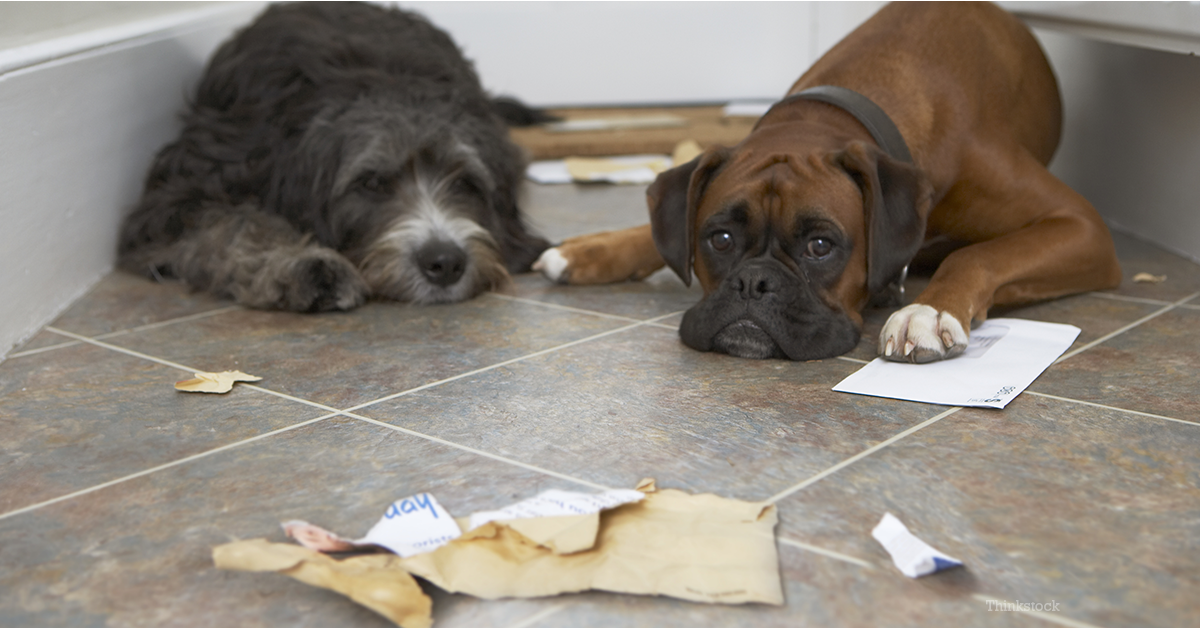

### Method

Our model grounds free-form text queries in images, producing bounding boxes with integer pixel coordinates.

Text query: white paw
[532,247,569,283]
[879,304,969,363]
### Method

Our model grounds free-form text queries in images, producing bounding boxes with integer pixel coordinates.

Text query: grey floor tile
[359,324,949,501]
[0,417,598,628]
[500,268,701,322]
[522,183,652,243]
[525,543,1028,628]
[0,343,326,515]
[1104,231,1200,302]
[104,297,630,410]
[1030,306,1200,419]
[773,394,1200,628]
[44,272,233,338]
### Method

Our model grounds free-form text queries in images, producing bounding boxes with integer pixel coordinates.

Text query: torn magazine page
[872,512,962,578]
[832,318,1080,408]
[285,492,461,558]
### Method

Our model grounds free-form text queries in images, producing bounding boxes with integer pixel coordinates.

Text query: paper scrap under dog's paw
[833,318,1079,408]
[213,538,432,628]
[871,512,962,578]
[174,370,261,393]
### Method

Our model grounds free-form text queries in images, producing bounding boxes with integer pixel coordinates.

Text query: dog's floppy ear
[836,141,932,300]
[647,146,730,286]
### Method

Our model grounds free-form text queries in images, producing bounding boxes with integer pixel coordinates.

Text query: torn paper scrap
[213,538,432,628]
[723,100,774,118]
[527,155,671,185]
[468,488,643,530]
[399,483,783,605]
[1132,272,1166,284]
[544,114,687,133]
[285,493,461,558]
[871,512,962,578]
[833,318,1080,409]
[672,139,703,165]
[174,370,261,393]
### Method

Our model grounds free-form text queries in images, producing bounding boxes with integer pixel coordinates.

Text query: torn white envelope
[832,318,1080,409]
[468,488,644,531]
[872,512,962,578]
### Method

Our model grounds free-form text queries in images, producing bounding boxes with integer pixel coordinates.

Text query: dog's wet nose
[416,241,467,286]
[733,266,778,300]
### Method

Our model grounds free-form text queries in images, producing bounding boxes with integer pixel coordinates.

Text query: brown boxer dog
[534,2,1121,362]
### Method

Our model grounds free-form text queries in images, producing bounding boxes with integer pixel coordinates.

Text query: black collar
[759,85,913,164]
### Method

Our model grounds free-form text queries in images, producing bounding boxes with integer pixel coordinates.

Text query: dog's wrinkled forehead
[309,99,495,198]
[698,152,863,241]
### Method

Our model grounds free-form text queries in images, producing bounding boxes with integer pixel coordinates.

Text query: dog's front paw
[278,251,369,312]
[532,247,571,283]
[879,304,968,363]
[532,227,664,285]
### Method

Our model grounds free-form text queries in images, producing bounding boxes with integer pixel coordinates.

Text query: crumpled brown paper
[175,370,261,393]
[1132,272,1167,284]
[212,538,432,628]
[399,479,782,605]
[213,479,781,627]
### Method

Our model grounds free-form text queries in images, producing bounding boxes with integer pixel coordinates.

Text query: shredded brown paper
[213,538,433,628]
[175,370,261,393]
[1132,272,1167,284]
[212,480,782,626]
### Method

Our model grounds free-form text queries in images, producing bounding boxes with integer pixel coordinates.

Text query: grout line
[777,536,876,570]
[342,312,682,414]
[837,355,870,365]
[503,602,572,628]
[644,321,679,330]
[46,327,207,373]
[767,407,962,505]
[6,340,84,359]
[485,291,643,323]
[1024,391,1198,427]
[1087,291,1172,306]
[342,411,610,490]
[0,413,337,522]
[1054,291,1199,364]
[8,305,242,360]
[971,594,1107,628]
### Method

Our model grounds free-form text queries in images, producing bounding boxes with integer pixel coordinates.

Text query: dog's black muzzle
[679,258,861,360]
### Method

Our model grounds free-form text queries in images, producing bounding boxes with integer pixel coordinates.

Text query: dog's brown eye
[710,231,734,252]
[807,238,833,258]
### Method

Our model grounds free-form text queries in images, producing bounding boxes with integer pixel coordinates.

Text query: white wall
[0,3,265,360]
[1008,2,1200,264]
[396,1,883,106]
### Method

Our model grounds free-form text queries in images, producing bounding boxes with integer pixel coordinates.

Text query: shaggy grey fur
[118,2,549,311]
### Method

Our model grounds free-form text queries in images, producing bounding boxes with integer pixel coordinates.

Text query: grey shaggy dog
[118,2,551,311]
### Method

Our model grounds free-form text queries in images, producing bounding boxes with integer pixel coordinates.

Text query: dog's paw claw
[533,247,570,284]
[879,304,968,363]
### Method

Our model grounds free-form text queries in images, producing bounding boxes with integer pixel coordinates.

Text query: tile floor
[2,182,1198,628]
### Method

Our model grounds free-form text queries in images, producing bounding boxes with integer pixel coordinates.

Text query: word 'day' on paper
[468,489,645,531]
[871,512,962,578]
[361,493,461,558]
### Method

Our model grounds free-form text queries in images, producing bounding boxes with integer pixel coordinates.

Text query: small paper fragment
[1132,272,1166,284]
[871,512,962,578]
[468,488,644,531]
[213,538,432,628]
[175,370,261,393]
[671,139,703,165]
[362,493,462,557]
